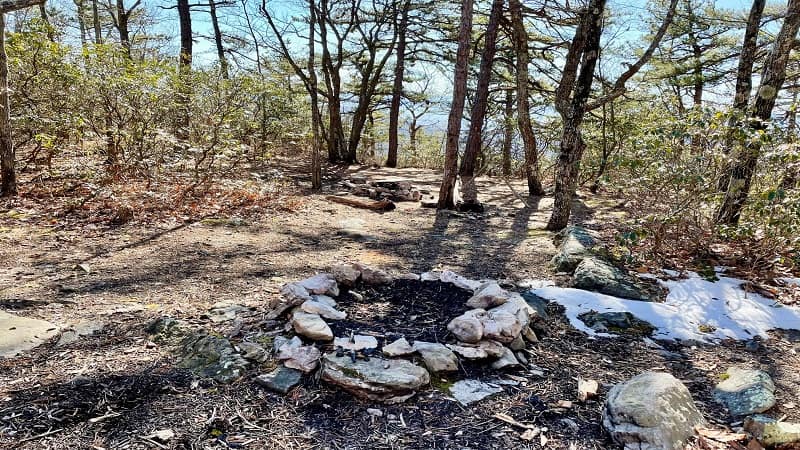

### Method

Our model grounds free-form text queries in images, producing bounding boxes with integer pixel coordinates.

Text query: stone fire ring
[265,263,539,404]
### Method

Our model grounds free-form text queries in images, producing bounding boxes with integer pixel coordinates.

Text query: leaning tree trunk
[209,0,229,79]
[716,0,800,225]
[546,0,606,230]
[386,0,409,168]
[458,0,503,208]
[0,14,15,196]
[510,0,544,196]
[437,0,473,209]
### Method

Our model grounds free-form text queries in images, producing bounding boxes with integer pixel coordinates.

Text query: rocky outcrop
[603,372,706,450]
[573,257,660,301]
[320,353,430,403]
[714,367,776,417]
[178,333,250,383]
[551,226,597,273]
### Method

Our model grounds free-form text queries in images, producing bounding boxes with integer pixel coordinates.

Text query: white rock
[446,343,489,359]
[291,311,333,341]
[331,263,361,287]
[450,379,503,405]
[314,295,337,307]
[447,309,485,343]
[420,271,442,282]
[268,283,313,318]
[299,273,340,296]
[301,300,347,320]
[412,341,458,372]
[282,345,322,373]
[478,340,507,358]
[383,337,414,356]
[356,264,393,284]
[481,310,521,344]
[467,282,511,309]
[395,272,421,280]
[276,336,303,359]
[334,335,379,351]
[440,270,483,291]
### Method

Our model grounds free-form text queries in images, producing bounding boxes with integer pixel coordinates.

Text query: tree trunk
[0,14,15,196]
[501,89,513,176]
[510,0,544,196]
[546,0,606,230]
[717,0,800,225]
[91,0,100,44]
[386,0,409,168]
[308,0,321,189]
[209,0,229,79]
[76,0,87,47]
[116,0,131,55]
[458,0,503,208]
[38,1,55,41]
[176,0,192,141]
[437,0,473,209]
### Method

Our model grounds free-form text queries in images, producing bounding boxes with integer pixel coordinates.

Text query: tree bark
[717,0,800,225]
[510,0,543,196]
[91,0,100,44]
[176,0,192,141]
[208,0,229,79]
[437,0,473,209]
[75,0,87,46]
[386,0,410,168]
[116,0,131,55]
[458,0,503,208]
[308,0,321,189]
[38,1,55,41]
[546,0,606,230]
[501,89,513,177]
[0,14,14,196]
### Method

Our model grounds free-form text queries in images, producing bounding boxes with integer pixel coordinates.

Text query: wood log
[326,195,396,211]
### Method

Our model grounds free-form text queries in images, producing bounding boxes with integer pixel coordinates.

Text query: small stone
[314,295,337,307]
[446,343,488,359]
[320,353,430,403]
[440,271,483,291]
[714,367,776,416]
[477,340,507,358]
[412,341,458,372]
[491,347,520,370]
[207,302,249,323]
[420,271,441,282]
[383,337,414,356]
[466,282,511,309]
[447,310,485,343]
[744,415,800,447]
[522,326,538,343]
[356,264,393,284]
[366,408,384,417]
[291,311,334,341]
[299,273,340,296]
[255,366,303,394]
[449,379,503,405]
[146,429,176,442]
[301,300,347,320]
[395,273,420,280]
[283,345,321,373]
[268,283,312,318]
[275,336,303,358]
[516,351,528,365]
[331,263,361,287]
[510,335,526,351]
[334,335,379,352]
[237,342,268,363]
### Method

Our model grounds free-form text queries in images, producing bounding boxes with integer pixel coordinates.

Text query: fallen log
[326,195,396,211]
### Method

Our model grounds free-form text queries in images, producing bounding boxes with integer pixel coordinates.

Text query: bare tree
[106,0,142,56]
[208,0,229,79]
[386,0,410,168]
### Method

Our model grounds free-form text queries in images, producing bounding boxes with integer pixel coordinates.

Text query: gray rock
[412,341,458,372]
[478,340,507,358]
[480,310,522,344]
[466,282,511,309]
[488,294,534,331]
[603,372,706,450]
[331,263,361,287]
[714,367,776,416]
[449,379,503,405]
[320,353,430,403]
[521,291,550,320]
[383,337,414,356]
[446,343,488,359]
[275,335,302,356]
[237,341,268,363]
[744,415,800,447]
[57,321,104,347]
[509,335,526,351]
[208,302,249,323]
[551,226,597,273]
[0,310,59,357]
[178,334,249,383]
[573,257,660,301]
[146,316,193,345]
[579,311,655,336]
[439,271,483,291]
[491,347,520,370]
[334,335,379,351]
[268,283,312,319]
[447,310,485,343]
[282,345,321,373]
[255,366,303,394]
[356,264,393,285]
[300,300,347,320]
[314,295,337,308]
[299,274,340,296]
[291,311,333,341]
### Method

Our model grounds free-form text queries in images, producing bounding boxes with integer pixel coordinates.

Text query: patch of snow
[533,272,800,343]
[662,269,680,277]
[778,277,800,288]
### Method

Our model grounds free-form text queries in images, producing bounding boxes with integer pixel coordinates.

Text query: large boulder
[603,372,706,450]
[573,257,660,301]
[714,367,776,417]
[551,226,597,273]
[320,353,430,403]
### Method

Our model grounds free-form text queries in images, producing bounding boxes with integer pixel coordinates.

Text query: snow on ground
[532,272,800,343]
[779,277,800,287]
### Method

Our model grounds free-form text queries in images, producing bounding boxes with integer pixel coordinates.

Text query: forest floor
[1,158,799,449]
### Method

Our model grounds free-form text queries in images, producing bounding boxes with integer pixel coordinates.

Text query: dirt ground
[1,163,799,449]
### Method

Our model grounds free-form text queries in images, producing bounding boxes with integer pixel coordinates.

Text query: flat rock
[356,264,393,285]
[439,271,483,291]
[396,273,420,280]
[275,335,302,357]
[491,347,520,369]
[573,257,660,302]
[449,379,503,405]
[744,415,800,447]
[56,321,104,347]
[334,335,379,351]
[321,353,430,403]
[383,337,414,356]
[579,311,655,336]
[412,341,458,372]
[301,300,347,320]
[466,282,511,309]
[299,274,340,296]
[178,333,249,383]
[313,295,337,308]
[268,283,313,319]
[237,342,268,363]
[551,226,597,273]
[714,367,776,416]
[255,366,303,394]
[291,311,333,341]
[478,340,507,358]
[447,309,485,343]
[331,263,361,287]
[146,316,193,345]
[446,343,488,359]
[0,311,59,357]
[282,345,321,372]
[603,371,706,450]
[207,302,249,323]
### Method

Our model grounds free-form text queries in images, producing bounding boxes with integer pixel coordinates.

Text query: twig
[18,428,63,443]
